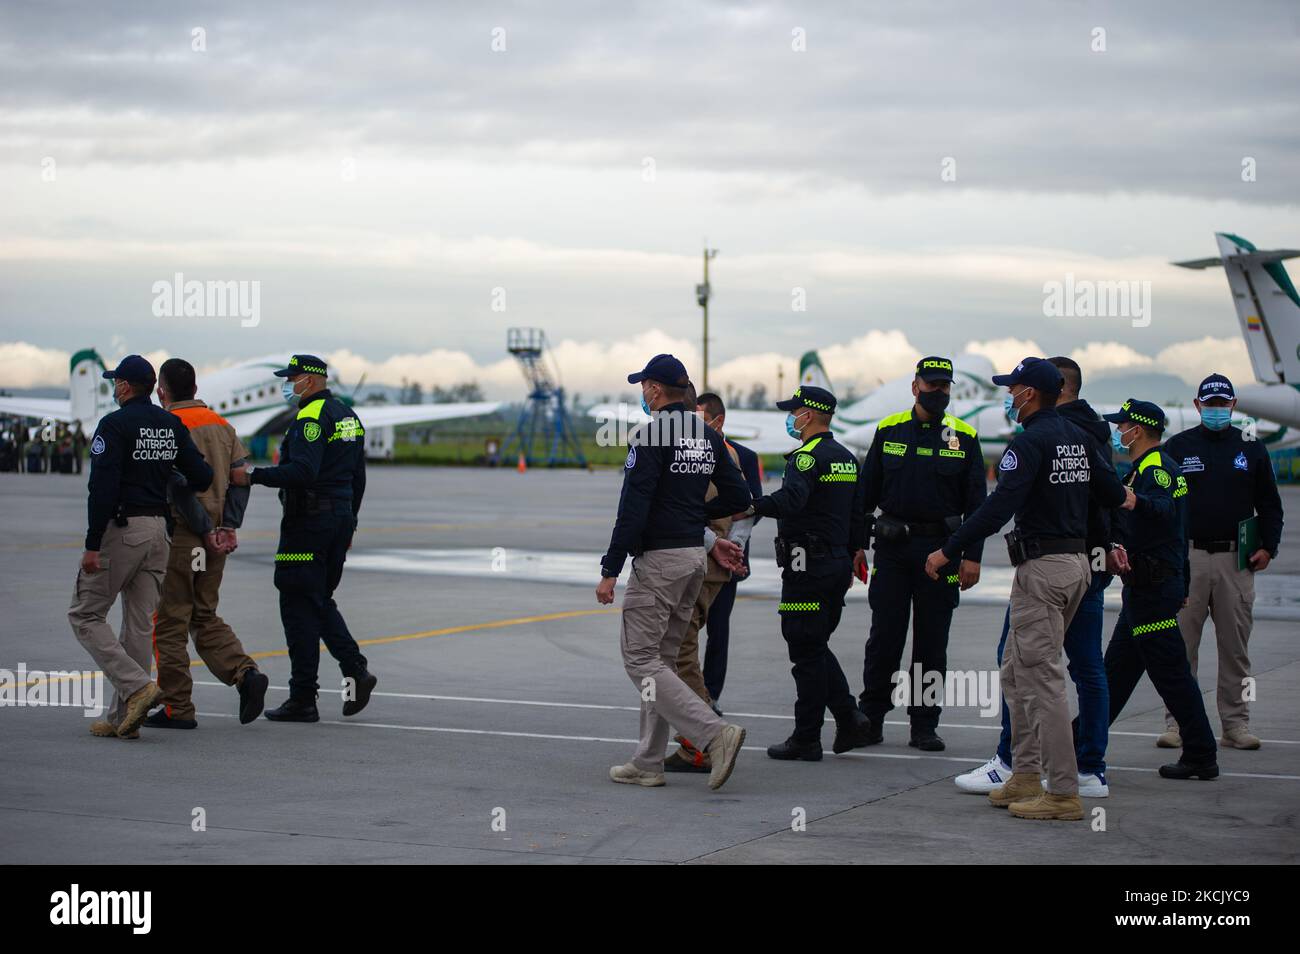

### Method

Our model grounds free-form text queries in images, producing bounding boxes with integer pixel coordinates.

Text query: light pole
[696,246,718,390]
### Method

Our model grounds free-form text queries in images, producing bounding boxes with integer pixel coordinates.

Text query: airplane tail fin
[1174,233,1300,385]
[798,350,833,391]
[69,348,110,427]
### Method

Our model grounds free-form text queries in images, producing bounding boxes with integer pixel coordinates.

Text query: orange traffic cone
[517,452,527,473]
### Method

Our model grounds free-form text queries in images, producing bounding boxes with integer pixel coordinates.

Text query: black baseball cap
[273,354,328,377]
[776,385,837,413]
[1103,398,1167,432]
[627,353,689,387]
[916,356,955,383]
[1197,373,1235,403]
[991,356,1064,394]
[101,354,156,384]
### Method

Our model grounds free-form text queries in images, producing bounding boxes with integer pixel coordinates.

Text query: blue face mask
[282,379,300,407]
[785,412,802,439]
[1111,426,1133,455]
[640,395,652,416]
[1200,407,1232,431]
[1004,388,1027,422]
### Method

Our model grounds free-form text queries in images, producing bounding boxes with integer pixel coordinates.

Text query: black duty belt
[875,513,959,544]
[280,490,348,514]
[1005,532,1086,567]
[119,504,168,518]
[1192,539,1236,553]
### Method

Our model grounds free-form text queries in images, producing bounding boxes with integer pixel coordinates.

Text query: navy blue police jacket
[753,430,866,554]
[250,389,367,516]
[941,406,1125,563]
[85,395,213,550]
[1112,444,1190,595]
[1163,423,1283,557]
[601,403,752,577]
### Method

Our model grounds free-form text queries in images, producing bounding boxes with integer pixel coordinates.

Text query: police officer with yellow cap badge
[854,356,986,752]
[744,385,874,761]
[229,354,376,723]
[1100,399,1218,780]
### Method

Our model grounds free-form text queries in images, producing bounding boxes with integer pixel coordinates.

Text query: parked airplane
[0,350,501,459]
[587,350,1003,455]
[1174,232,1300,428]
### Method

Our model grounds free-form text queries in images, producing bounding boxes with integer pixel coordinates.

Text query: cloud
[964,338,1045,374]
[1156,335,1253,385]
[0,342,70,388]
[2,332,1260,403]
[1,1,1296,201]
[1068,341,1153,374]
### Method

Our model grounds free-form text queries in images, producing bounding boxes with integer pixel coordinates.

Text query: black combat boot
[767,735,823,761]
[265,696,320,723]
[832,710,877,754]
[1158,759,1219,780]
[342,670,378,716]
[238,669,269,725]
[909,726,945,752]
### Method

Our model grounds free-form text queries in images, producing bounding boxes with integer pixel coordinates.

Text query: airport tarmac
[2,466,1298,865]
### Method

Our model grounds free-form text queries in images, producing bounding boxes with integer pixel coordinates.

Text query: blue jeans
[997,572,1111,775]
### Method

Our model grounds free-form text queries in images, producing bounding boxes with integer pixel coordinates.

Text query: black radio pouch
[874,515,909,545]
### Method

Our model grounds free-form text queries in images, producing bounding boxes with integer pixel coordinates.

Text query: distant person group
[0,417,85,473]
[62,347,1282,821]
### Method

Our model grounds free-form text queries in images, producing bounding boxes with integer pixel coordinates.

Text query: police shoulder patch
[303,421,321,442]
[999,449,1018,471]
[91,435,105,455]
[625,446,637,469]
[795,452,816,472]
[1153,468,1171,488]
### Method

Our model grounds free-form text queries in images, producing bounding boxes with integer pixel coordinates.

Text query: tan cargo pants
[68,517,169,725]
[621,547,725,772]
[1002,553,1089,796]
[1171,548,1255,732]
[154,526,258,720]
[675,578,724,704]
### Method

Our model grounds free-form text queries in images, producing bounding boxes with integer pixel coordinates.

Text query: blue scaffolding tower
[501,327,588,468]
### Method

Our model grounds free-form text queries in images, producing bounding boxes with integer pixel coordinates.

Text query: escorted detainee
[1163,373,1283,751]
[596,354,750,791]
[146,358,269,730]
[854,356,985,752]
[229,354,377,723]
[664,388,748,773]
[1100,399,1218,780]
[697,391,764,713]
[69,355,213,739]
[744,385,874,762]
[926,357,1126,820]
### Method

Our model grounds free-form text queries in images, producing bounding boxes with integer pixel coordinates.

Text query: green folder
[1237,516,1259,571]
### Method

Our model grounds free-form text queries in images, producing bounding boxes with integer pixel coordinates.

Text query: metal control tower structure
[502,327,588,468]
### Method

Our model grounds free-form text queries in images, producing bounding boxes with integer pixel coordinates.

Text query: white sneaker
[609,762,665,787]
[1042,772,1109,797]
[955,754,1014,793]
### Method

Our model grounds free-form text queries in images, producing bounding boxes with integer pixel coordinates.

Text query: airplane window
[220,402,227,410]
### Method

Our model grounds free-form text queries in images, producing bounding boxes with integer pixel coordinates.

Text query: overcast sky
[1,1,1298,401]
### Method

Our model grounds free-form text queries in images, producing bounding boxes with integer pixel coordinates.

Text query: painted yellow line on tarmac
[18,607,617,687]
